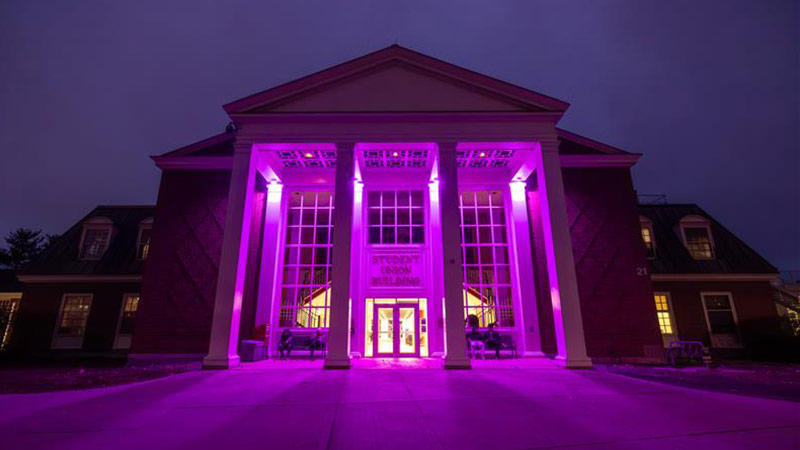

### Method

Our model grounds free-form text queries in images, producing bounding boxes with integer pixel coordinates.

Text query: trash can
[240,340,265,362]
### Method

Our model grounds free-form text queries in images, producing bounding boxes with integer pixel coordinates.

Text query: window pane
[382,227,395,244]
[397,226,410,244]
[367,191,381,207]
[369,227,381,244]
[410,190,424,207]
[705,295,730,309]
[708,311,737,334]
[381,190,395,207]
[397,190,409,207]
[411,226,424,244]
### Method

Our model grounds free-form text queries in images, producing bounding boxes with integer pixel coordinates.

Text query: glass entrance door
[372,303,420,357]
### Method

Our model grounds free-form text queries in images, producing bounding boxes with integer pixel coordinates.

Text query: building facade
[132,46,660,369]
[9,46,789,367]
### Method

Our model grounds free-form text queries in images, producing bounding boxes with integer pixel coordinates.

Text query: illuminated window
[654,293,675,335]
[0,296,20,350]
[136,218,153,260]
[460,190,514,327]
[279,191,334,328]
[367,189,425,245]
[57,295,92,337]
[118,294,140,335]
[78,217,112,260]
[639,217,656,258]
[680,216,714,260]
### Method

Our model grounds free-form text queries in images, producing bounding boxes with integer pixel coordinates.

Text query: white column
[534,140,592,368]
[324,143,355,369]
[203,144,258,369]
[438,143,471,369]
[255,182,284,351]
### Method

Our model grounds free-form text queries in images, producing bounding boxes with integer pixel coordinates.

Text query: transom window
[367,189,425,245]
[279,191,334,328]
[79,218,112,260]
[57,294,92,336]
[654,293,674,335]
[459,190,513,327]
[118,294,140,335]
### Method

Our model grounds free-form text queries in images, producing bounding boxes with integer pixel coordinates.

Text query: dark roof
[638,204,777,275]
[0,270,22,292]
[19,206,156,277]
[158,132,234,157]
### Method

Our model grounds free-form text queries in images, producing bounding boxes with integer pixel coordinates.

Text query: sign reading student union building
[368,251,425,289]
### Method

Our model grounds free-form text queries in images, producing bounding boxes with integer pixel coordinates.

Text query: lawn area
[0,358,201,394]
[603,362,800,402]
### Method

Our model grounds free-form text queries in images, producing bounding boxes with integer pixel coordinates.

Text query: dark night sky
[1,1,798,269]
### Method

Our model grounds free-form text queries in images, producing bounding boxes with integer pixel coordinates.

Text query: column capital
[335,142,357,153]
[233,141,255,154]
[539,139,560,154]
[437,141,459,152]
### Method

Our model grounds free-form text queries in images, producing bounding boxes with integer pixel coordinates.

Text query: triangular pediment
[224,46,569,114]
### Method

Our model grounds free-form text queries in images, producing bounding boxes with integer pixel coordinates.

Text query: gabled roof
[638,204,777,275]
[223,45,570,114]
[557,128,634,155]
[20,206,155,277]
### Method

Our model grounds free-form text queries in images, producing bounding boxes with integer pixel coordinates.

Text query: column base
[323,357,351,370]
[202,355,241,370]
[444,357,471,370]
[555,355,593,369]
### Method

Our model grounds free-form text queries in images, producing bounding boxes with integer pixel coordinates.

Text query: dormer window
[78,217,112,260]
[680,215,714,260]
[639,216,656,259]
[137,218,153,260]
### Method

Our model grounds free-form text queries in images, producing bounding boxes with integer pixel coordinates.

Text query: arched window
[679,215,714,260]
[137,218,154,260]
[639,216,656,259]
[78,217,113,260]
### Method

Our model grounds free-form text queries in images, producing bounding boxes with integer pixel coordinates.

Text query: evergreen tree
[0,228,55,270]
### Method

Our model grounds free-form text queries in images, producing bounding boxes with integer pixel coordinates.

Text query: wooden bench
[277,330,327,360]
[466,330,518,359]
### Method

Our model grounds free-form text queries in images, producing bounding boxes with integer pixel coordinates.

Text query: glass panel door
[397,305,419,357]
[372,303,420,357]
[374,305,395,357]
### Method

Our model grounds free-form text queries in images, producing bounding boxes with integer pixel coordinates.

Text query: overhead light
[304,152,314,158]
[479,152,486,157]
[392,151,399,157]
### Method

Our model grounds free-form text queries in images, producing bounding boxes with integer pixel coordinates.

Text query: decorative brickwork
[132,171,230,354]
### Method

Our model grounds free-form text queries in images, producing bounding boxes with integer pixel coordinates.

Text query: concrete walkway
[1,360,798,450]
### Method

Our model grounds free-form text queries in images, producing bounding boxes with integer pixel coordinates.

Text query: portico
[199,46,599,370]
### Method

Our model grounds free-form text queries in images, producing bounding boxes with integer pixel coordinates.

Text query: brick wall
[131,170,230,354]
[13,282,140,354]
[561,167,663,360]
[652,279,782,353]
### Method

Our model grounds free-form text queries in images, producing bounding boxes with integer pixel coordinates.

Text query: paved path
[1,360,798,449]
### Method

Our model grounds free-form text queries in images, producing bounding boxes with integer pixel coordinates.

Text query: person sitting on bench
[467,325,486,359]
[485,323,501,359]
[278,328,293,360]
[309,329,325,361]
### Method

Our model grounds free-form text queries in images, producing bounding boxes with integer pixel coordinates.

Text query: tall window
[79,218,112,260]
[639,217,656,258]
[680,216,714,260]
[118,294,140,335]
[57,295,92,337]
[137,219,153,260]
[460,190,514,327]
[653,293,675,335]
[279,191,334,328]
[702,293,738,334]
[367,189,425,245]
[0,297,20,350]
